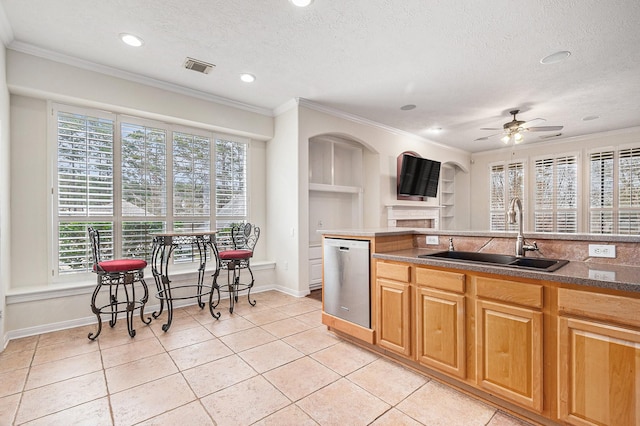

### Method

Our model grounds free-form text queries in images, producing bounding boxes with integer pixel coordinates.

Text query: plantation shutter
[618,147,640,234]
[589,150,614,233]
[534,155,578,233]
[57,111,115,273]
[215,138,248,241]
[121,122,167,259]
[490,164,505,230]
[489,162,524,231]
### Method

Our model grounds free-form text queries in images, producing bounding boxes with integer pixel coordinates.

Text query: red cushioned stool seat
[96,259,148,273]
[218,250,252,260]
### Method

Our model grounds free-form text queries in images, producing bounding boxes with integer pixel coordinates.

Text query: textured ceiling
[2,0,640,152]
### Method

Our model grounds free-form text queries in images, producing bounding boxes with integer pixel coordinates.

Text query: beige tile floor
[0,290,535,426]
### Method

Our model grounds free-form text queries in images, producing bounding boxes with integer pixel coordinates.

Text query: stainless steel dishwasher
[323,238,370,328]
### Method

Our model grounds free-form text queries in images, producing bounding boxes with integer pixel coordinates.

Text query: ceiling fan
[475,109,564,144]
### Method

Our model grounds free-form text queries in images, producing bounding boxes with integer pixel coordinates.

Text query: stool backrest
[231,223,260,252]
[87,226,102,266]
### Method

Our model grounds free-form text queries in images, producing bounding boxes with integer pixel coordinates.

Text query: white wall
[266,107,303,295]
[4,51,275,337]
[0,45,10,349]
[469,127,640,231]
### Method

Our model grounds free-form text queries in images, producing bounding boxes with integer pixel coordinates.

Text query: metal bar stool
[213,223,260,313]
[87,227,151,340]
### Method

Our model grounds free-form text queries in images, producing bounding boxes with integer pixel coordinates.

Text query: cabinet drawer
[376,262,411,282]
[558,288,640,328]
[475,276,542,309]
[416,267,465,293]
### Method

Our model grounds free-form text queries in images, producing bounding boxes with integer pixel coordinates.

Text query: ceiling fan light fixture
[514,132,524,142]
[501,135,511,144]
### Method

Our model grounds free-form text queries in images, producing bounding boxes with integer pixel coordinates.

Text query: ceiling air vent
[184,57,215,74]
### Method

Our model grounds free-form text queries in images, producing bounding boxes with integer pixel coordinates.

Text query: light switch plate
[588,244,616,258]
[426,236,439,245]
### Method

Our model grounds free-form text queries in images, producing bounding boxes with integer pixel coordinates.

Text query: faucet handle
[524,241,539,252]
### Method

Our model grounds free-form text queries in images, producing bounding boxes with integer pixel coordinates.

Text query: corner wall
[0,45,9,350]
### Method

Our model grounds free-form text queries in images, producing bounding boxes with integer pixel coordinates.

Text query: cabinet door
[415,287,465,378]
[476,299,543,412]
[558,317,639,426]
[376,279,411,357]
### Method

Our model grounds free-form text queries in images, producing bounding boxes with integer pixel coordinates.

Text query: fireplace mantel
[386,204,440,229]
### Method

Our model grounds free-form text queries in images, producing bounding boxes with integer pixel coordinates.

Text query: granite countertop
[320,228,640,243]
[374,248,640,294]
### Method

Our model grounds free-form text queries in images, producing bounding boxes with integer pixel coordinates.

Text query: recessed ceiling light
[120,33,144,47]
[240,73,256,83]
[290,0,314,6]
[582,115,600,121]
[540,50,571,64]
[400,104,416,111]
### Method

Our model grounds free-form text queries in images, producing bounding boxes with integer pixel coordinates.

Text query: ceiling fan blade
[480,127,501,131]
[523,118,546,126]
[475,132,502,141]
[526,125,564,132]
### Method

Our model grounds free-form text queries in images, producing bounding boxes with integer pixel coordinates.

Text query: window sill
[7,260,276,305]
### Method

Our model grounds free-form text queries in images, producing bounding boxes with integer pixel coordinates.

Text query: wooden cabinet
[365,258,640,426]
[475,276,544,412]
[414,267,466,378]
[557,288,640,426]
[375,261,411,357]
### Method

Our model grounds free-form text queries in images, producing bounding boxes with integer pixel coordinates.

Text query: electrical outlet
[588,244,616,258]
[588,269,616,281]
[426,236,439,245]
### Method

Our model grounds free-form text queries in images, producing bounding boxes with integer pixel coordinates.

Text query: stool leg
[208,271,221,320]
[228,262,236,314]
[123,273,136,338]
[88,277,104,341]
[246,262,256,307]
[109,275,119,328]
[139,277,152,325]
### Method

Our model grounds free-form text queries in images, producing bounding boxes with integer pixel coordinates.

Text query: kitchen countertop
[374,248,640,294]
[321,228,640,293]
[321,228,640,243]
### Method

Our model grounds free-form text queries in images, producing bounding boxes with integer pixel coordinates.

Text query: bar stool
[214,223,260,313]
[87,227,151,340]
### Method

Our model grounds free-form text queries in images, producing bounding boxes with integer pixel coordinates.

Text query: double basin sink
[418,250,569,272]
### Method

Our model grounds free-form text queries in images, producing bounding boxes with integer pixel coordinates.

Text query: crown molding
[8,41,273,117]
[272,98,299,116]
[296,98,470,155]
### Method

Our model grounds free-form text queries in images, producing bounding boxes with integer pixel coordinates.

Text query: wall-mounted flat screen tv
[398,154,441,198]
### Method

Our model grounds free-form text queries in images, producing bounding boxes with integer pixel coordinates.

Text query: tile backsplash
[414,234,640,267]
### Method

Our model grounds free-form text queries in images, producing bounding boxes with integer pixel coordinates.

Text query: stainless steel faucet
[507,197,539,257]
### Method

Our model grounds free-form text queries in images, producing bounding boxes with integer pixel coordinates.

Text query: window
[489,161,524,231]
[54,104,249,277]
[215,138,248,244]
[533,155,578,233]
[590,146,640,234]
